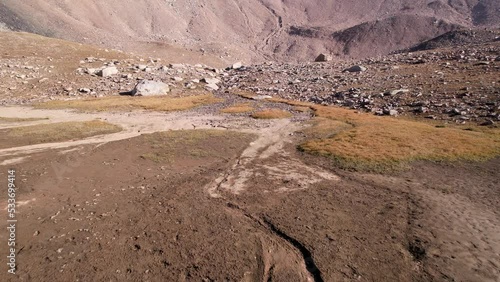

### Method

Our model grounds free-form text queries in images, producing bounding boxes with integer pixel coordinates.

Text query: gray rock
[85,68,99,75]
[169,63,185,69]
[315,53,332,62]
[0,22,11,31]
[382,108,398,116]
[343,65,367,72]
[480,119,495,126]
[252,95,273,100]
[416,106,428,113]
[388,109,398,116]
[232,62,243,69]
[132,80,170,96]
[386,89,410,96]
[98,66,119,77]
[204,84,219,91]
[450,108,461,115]
[202,78,221,85]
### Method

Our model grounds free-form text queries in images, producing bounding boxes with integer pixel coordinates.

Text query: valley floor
[0,105,498,282]
[0,30,499,282]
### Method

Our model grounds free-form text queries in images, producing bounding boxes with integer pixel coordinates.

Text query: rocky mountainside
[1,0,500,63]
[1,31,498,126]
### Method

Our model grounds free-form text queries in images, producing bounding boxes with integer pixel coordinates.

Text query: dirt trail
[203,116,338,281]
[207,119,338,197]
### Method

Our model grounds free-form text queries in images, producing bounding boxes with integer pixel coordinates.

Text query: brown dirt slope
[1,0,499,62]
[406,28,500,52]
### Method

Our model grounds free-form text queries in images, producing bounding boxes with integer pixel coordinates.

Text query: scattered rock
[85,68,99,75]
[231,62,243,69]
[315,53,332,62]
[415,106,428,113]
[251,95,273,100]
[202,78,220,85]
[204,84,220,91]
[132,80,170,96]
[98,66,119,77]
[480,119,495,126]
[388,109,398,116]
[343,65,367,72]
[386,89,410,96]
[79,88,91,93]
[169,63,185,69]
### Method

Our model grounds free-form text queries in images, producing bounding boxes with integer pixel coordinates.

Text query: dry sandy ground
[0,106,498,281]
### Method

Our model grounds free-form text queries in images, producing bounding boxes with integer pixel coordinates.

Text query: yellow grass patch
[220,103,254,114]
[36,93,222,112]
[252,109,292,119]
[297,105,500,171]
[0,120,122,149]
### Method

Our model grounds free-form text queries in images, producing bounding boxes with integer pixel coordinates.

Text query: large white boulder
[132,80,170,96]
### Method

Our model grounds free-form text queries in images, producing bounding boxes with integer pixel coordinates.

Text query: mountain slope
[1,0,499,62]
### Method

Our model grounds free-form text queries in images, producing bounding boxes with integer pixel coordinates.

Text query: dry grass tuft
[36,93,221,112]
[0,120,121,149]
[220,103,254,114]
[297,105,500,171]
[252,109,292,119]
[0,117,49,123]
